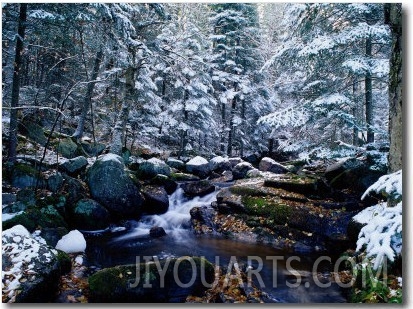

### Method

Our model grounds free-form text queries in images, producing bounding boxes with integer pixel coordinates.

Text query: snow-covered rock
[186,156,210,178]
[258,157,289,174]
[232,162,255,180]
[138,157,171,178]
[209,156,232,173]
[59,156,88,176]
[2,225,62,302]
[55,230,86,253]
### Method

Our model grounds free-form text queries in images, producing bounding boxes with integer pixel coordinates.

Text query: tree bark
[365,35,374,143]
[8,3,27,163]
[110,67,135,155]
[227,95,237,156]
[385,4,402,173]
[72,49,103,139]
[352,78,359,146]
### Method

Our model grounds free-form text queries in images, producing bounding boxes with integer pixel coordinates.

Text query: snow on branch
[361,170,402,201]
[355,202,402,270]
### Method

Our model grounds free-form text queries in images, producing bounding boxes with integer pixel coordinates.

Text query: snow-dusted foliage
[361,170,402,202]
[354,170,403,270]
[355,202,402,270]
[258,3,390,152]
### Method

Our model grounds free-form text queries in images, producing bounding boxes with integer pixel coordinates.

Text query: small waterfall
[113,187,218,241]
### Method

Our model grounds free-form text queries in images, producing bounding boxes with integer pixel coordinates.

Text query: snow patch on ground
[55,230,86,253]
[2,211,24,221]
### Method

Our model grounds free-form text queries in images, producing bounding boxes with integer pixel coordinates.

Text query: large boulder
[166,158,186,171]
[228,157,243,168]
[141,185,169,215]
[209,156,232,173]
[149,174,178,195]
[60,176,89,206]
[57,138,79,159]
[325,157,384,193]
[69,198,110,230]
[258,157,289,174]
[44,170,64,193]
[86,154,143,219]
[11,163,45,189]
[186,156,210,178]
[232,162,255,180]
[88,257,215,303]
[59,156,88,176]
[138,158,172,179]
[182,180,215,197]
[2,225,67,303]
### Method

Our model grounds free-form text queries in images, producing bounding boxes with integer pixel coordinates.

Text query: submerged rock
[149,226,167,238]
[88,257,215,303]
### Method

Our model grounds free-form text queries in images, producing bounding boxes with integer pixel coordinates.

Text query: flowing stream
[85,186,348,303]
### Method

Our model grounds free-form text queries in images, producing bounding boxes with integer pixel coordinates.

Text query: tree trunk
[72,49,103,139]
[385,4,402,173]
[365,35,374,143]
[110,67,135,155]
[8,3,27,163]
[227,96,237,157]
[220,102,226,153]
[352,78,359,146]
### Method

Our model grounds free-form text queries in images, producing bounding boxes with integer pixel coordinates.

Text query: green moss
[229,186,265,197]
[15,163,38,176]
[2,207,68,232]
[242,196,292,226]
[170,172,199,181]
[56,250,72,274]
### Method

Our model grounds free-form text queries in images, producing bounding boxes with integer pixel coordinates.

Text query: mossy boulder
[141,185,169,215]
[88,257,215,303]
[45,170,64,193]
[19,120,47,146]
[57,138,79,159]
[138,158,171,179]
[166,158,185,171]
[149,174,178,195]
[80,141,106,157]
[170,172,200,182]
[232,162,254,180]
[264,175,327,196]
[86,154,143,219]
[11,163,45,189]
[60,176,89,205]
[2,207,67,232]
[59,156,88,176]
[68,198,110,230]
